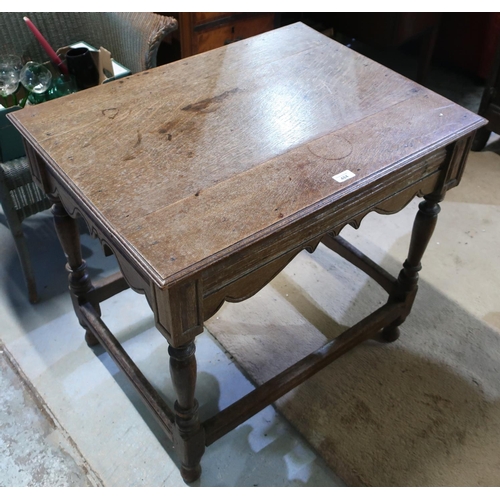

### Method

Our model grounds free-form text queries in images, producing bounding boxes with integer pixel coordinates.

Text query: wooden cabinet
[177,13,276,58]
[472,37,500,150]
[319,12,442,84]
[434,13,500,80]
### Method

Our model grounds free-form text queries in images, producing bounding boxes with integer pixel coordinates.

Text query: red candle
[23,17,68,75]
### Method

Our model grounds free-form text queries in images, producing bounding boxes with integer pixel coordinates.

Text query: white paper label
[332,170,355,183]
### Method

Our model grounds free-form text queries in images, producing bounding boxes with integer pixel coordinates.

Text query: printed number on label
[332,170,355,183]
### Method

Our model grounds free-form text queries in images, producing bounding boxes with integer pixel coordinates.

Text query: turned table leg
[51,198,100,346]
[168,341,205,483]
[378,193,442,342]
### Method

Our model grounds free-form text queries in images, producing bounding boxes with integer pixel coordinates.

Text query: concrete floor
[0,349,96,486]
[0,39,497,486]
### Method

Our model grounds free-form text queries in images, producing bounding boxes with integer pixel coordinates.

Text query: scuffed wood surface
[10,23,485,286]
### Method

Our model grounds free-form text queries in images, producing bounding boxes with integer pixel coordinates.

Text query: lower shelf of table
[77,234,406,449]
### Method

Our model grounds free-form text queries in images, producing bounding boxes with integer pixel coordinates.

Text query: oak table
[9,23,486,483]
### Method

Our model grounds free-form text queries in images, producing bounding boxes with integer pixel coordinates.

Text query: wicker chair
[0,12,177,303]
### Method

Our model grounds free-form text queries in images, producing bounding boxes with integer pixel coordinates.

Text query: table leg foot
[376,325,401,343]
[85,330,100,347]
[181,464,202,483]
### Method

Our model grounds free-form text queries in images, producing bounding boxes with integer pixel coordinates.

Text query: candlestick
[23,17,68,75]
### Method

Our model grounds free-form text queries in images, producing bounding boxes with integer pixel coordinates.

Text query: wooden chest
[176,12,276,58]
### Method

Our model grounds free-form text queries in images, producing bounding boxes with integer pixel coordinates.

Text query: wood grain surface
[7,23,489,479]
[10,23,485,286]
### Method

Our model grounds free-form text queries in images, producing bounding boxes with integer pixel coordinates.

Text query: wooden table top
[11,23,485,287]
